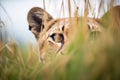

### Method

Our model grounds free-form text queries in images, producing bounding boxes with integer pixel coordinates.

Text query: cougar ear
[27,7,54,39]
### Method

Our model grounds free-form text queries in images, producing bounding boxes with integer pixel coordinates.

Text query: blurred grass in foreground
[0,17,120,80]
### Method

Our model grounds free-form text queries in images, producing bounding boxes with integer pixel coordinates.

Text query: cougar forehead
[47,20,69,35]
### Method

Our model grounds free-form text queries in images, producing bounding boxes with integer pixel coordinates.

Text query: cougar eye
[50,33,64,43]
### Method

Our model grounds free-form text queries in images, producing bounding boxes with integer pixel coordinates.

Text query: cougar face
[27,7,71,62]
[27,7,102,62]
[38,20,70,61]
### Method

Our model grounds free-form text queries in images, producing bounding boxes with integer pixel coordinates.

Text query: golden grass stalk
[0,3,13,24]
[68,0,71,18]
[59,0,65,18]
[43,0,46,10]
[97,0,103,18]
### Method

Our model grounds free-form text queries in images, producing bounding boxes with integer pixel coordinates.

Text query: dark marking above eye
[50,33,64,43]
[62,25,64,31]
[88,24,91,30]
[46,20,57,31]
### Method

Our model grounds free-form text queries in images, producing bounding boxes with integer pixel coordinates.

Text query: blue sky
[0,0,120,45]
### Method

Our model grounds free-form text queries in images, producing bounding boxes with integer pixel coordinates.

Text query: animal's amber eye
[50,33,64,43]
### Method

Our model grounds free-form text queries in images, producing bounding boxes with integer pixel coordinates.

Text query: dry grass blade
[110,0,115,8]
[73,0,77,8]
[43,0,46,10]
[0,45,5,53]
[84,0,89,20]
[59,0,65,18]
[97,0,103,18]
[5,44,14,54]
[0,18,5,28]
[88,0,91,11]
[68,0,71,18]
[0,3,13,24]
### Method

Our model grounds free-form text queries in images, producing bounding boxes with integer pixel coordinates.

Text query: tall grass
[0,0,120,80]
